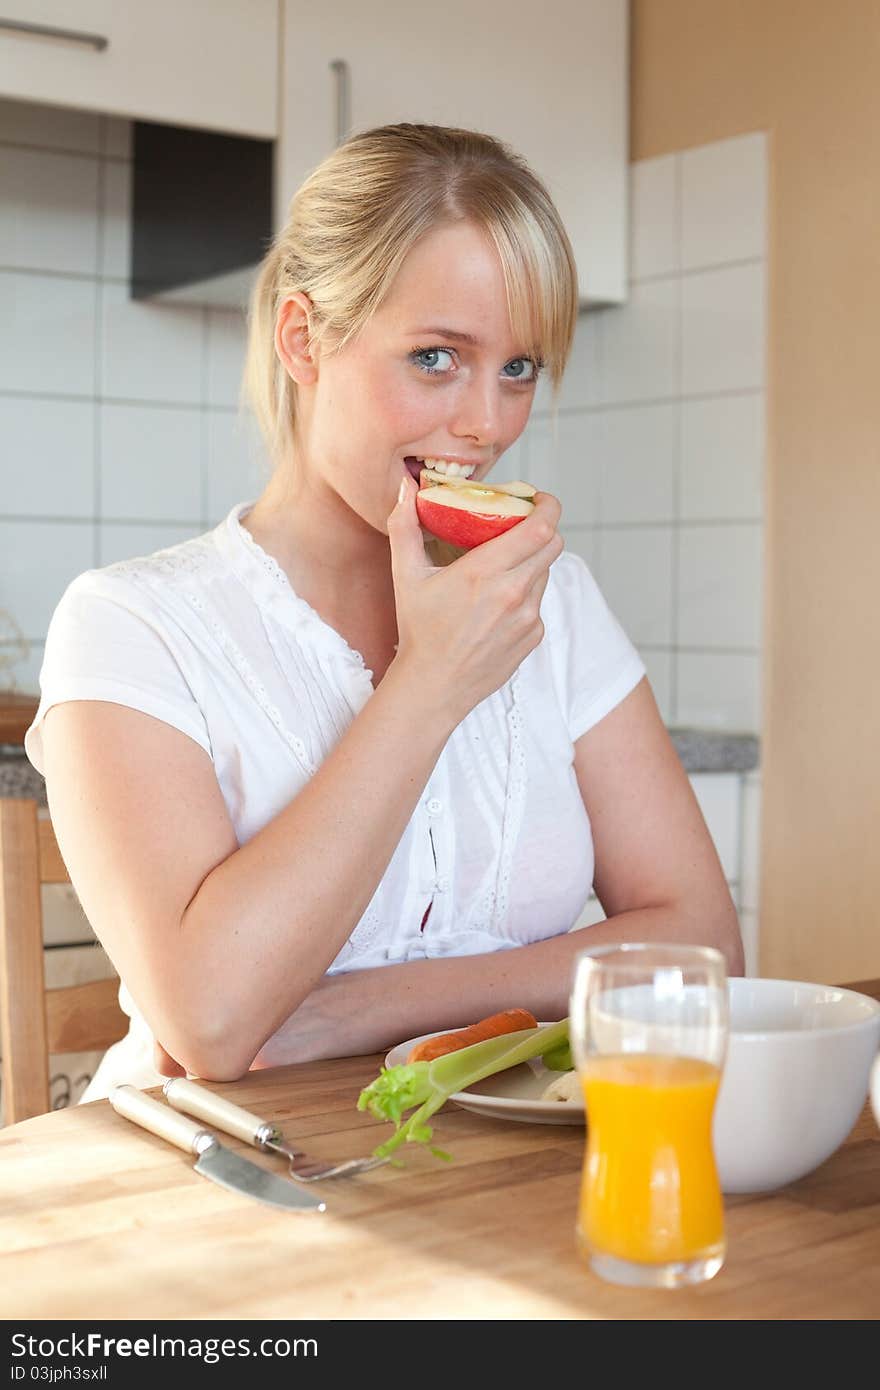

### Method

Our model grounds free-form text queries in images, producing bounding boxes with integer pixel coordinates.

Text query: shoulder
[542,548,605,628]
[56,526,228,624]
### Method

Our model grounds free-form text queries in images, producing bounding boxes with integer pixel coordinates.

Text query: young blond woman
[27,125,743,1098]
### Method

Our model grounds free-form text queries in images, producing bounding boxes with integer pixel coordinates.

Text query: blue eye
[411,347,455,374]
[503,358,540,382]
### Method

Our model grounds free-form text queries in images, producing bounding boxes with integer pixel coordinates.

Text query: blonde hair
[242,123,579,464]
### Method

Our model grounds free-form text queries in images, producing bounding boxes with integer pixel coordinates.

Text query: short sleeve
[25,572,212,774]
[545,551,646,743]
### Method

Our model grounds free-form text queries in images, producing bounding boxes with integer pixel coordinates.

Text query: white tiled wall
[539,131,768,968]
[0,98,266,693]
[522,131,768,736]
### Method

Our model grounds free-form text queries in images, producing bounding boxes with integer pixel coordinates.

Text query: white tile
[556,413,603,524]
[681,133,767,271]
[0,147,99,274]
[101,281,204,404]
[600,403,677,524]
[41,885,97,947]
[205,412,269,524]
[689,772,740,879]
[639,648,673,724]
[0,397,94,517]
[552,308,602,410]
[681,392,764,520]
[601,277,678,405]
[559,527,598,574]
[100,403,202,522]
[495,430,527,483]
[206,308,248,407]
[100,158,131,279]
[740,770,762,914]
[630,154,678,280]
[527,412,601,523]
[98,521,202,567]
[737,909,760,977]
[0,271,96,396]
[0,640,43,695]
[677,523,763,649]
[0,98,100,154]
[676,651,761,733]
[102,117,132,160]
[0,520,94,637]
[598,526,674,646]
[681,262,766,396]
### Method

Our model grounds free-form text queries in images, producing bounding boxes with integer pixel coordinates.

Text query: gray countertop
[0,728,760,805]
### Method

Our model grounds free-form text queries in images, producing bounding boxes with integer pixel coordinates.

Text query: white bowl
[713,978,880,1193]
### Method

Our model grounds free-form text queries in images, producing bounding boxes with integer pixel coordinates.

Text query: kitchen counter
[669,729,759,773]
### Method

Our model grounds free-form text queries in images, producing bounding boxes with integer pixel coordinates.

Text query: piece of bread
[540,1070,582,1104]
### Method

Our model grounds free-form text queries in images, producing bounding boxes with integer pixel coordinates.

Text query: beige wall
[631,0,880,983]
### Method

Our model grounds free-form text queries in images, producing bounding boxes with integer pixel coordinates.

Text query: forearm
[253,896,744,1066]
[179,656,457,1076]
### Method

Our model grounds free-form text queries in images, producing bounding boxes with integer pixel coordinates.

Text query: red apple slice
[416,479,535,550]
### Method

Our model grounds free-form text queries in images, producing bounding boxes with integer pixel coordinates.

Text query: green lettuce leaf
[357,1018,569,1161]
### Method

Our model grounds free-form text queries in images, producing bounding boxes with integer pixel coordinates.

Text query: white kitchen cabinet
[278,0,628,304]
[0,1,278,138]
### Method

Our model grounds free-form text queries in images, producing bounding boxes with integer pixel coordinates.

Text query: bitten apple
[416,468,536,550]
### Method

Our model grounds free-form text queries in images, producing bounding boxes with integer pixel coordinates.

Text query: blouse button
[426,798,443,815]
[436,875,450,892]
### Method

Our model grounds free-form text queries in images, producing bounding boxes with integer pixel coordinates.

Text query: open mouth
[404,456,477,485]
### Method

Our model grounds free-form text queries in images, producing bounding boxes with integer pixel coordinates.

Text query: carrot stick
[406,1008,539,1064]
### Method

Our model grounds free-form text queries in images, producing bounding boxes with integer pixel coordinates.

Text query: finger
[463,490,562,571]
[511,525,565,589]
[387,475,429,582]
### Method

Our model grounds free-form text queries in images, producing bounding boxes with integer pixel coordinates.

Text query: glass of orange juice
[570,942,728,1288]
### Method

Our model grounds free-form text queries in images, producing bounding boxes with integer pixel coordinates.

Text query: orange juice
[578,1054,724,1266]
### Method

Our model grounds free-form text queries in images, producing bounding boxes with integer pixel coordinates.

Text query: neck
[242,465,396,613]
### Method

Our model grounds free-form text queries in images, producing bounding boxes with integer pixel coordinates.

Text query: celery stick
[357,1018,569,1160]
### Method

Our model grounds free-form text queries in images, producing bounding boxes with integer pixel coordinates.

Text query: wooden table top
[3,982,880,1321]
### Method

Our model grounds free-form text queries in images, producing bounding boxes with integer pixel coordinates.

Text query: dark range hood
[131,120,274,309]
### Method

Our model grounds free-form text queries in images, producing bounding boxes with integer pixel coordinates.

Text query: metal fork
[163,1077,387,1181]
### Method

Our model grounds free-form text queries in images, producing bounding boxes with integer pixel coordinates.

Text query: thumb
[387,475,427,579]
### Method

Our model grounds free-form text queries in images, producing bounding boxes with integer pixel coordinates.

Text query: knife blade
[108,1085,325,1214]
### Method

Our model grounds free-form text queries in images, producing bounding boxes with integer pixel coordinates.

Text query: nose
[450,369,501,446]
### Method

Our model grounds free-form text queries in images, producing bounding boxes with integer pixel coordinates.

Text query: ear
[275,291,319,385]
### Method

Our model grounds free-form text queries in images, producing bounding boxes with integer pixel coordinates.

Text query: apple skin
[415,494,528,549]
[415,474,535,550]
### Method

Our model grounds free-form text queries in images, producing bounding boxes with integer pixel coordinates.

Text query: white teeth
[424,458,475,478]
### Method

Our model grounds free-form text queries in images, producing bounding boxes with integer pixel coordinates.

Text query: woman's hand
[387,477,564,723]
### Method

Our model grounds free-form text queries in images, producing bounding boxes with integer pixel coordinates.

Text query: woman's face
[302,220,543,539]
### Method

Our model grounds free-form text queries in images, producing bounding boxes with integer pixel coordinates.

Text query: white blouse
[26,503,645,1097]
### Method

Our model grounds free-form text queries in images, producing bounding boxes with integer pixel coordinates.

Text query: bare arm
[246,677,744,1065]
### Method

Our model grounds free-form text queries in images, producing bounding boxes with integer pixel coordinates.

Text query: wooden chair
[0,797,127,1125]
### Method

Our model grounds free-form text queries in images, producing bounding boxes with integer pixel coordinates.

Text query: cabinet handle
[329,58,350,146]
[0,18,109,51]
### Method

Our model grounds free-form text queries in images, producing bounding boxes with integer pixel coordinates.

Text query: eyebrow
[408,327,481,345]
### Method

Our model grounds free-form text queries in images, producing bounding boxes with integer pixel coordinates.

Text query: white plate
[384,1024,585,1127]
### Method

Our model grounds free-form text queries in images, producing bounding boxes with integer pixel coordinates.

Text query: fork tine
[288,1155,387,1181]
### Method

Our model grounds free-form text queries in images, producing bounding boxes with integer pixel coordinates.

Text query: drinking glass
[570,942,728,1288]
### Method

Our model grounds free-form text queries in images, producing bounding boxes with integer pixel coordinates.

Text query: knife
[108,1085,325,1214]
